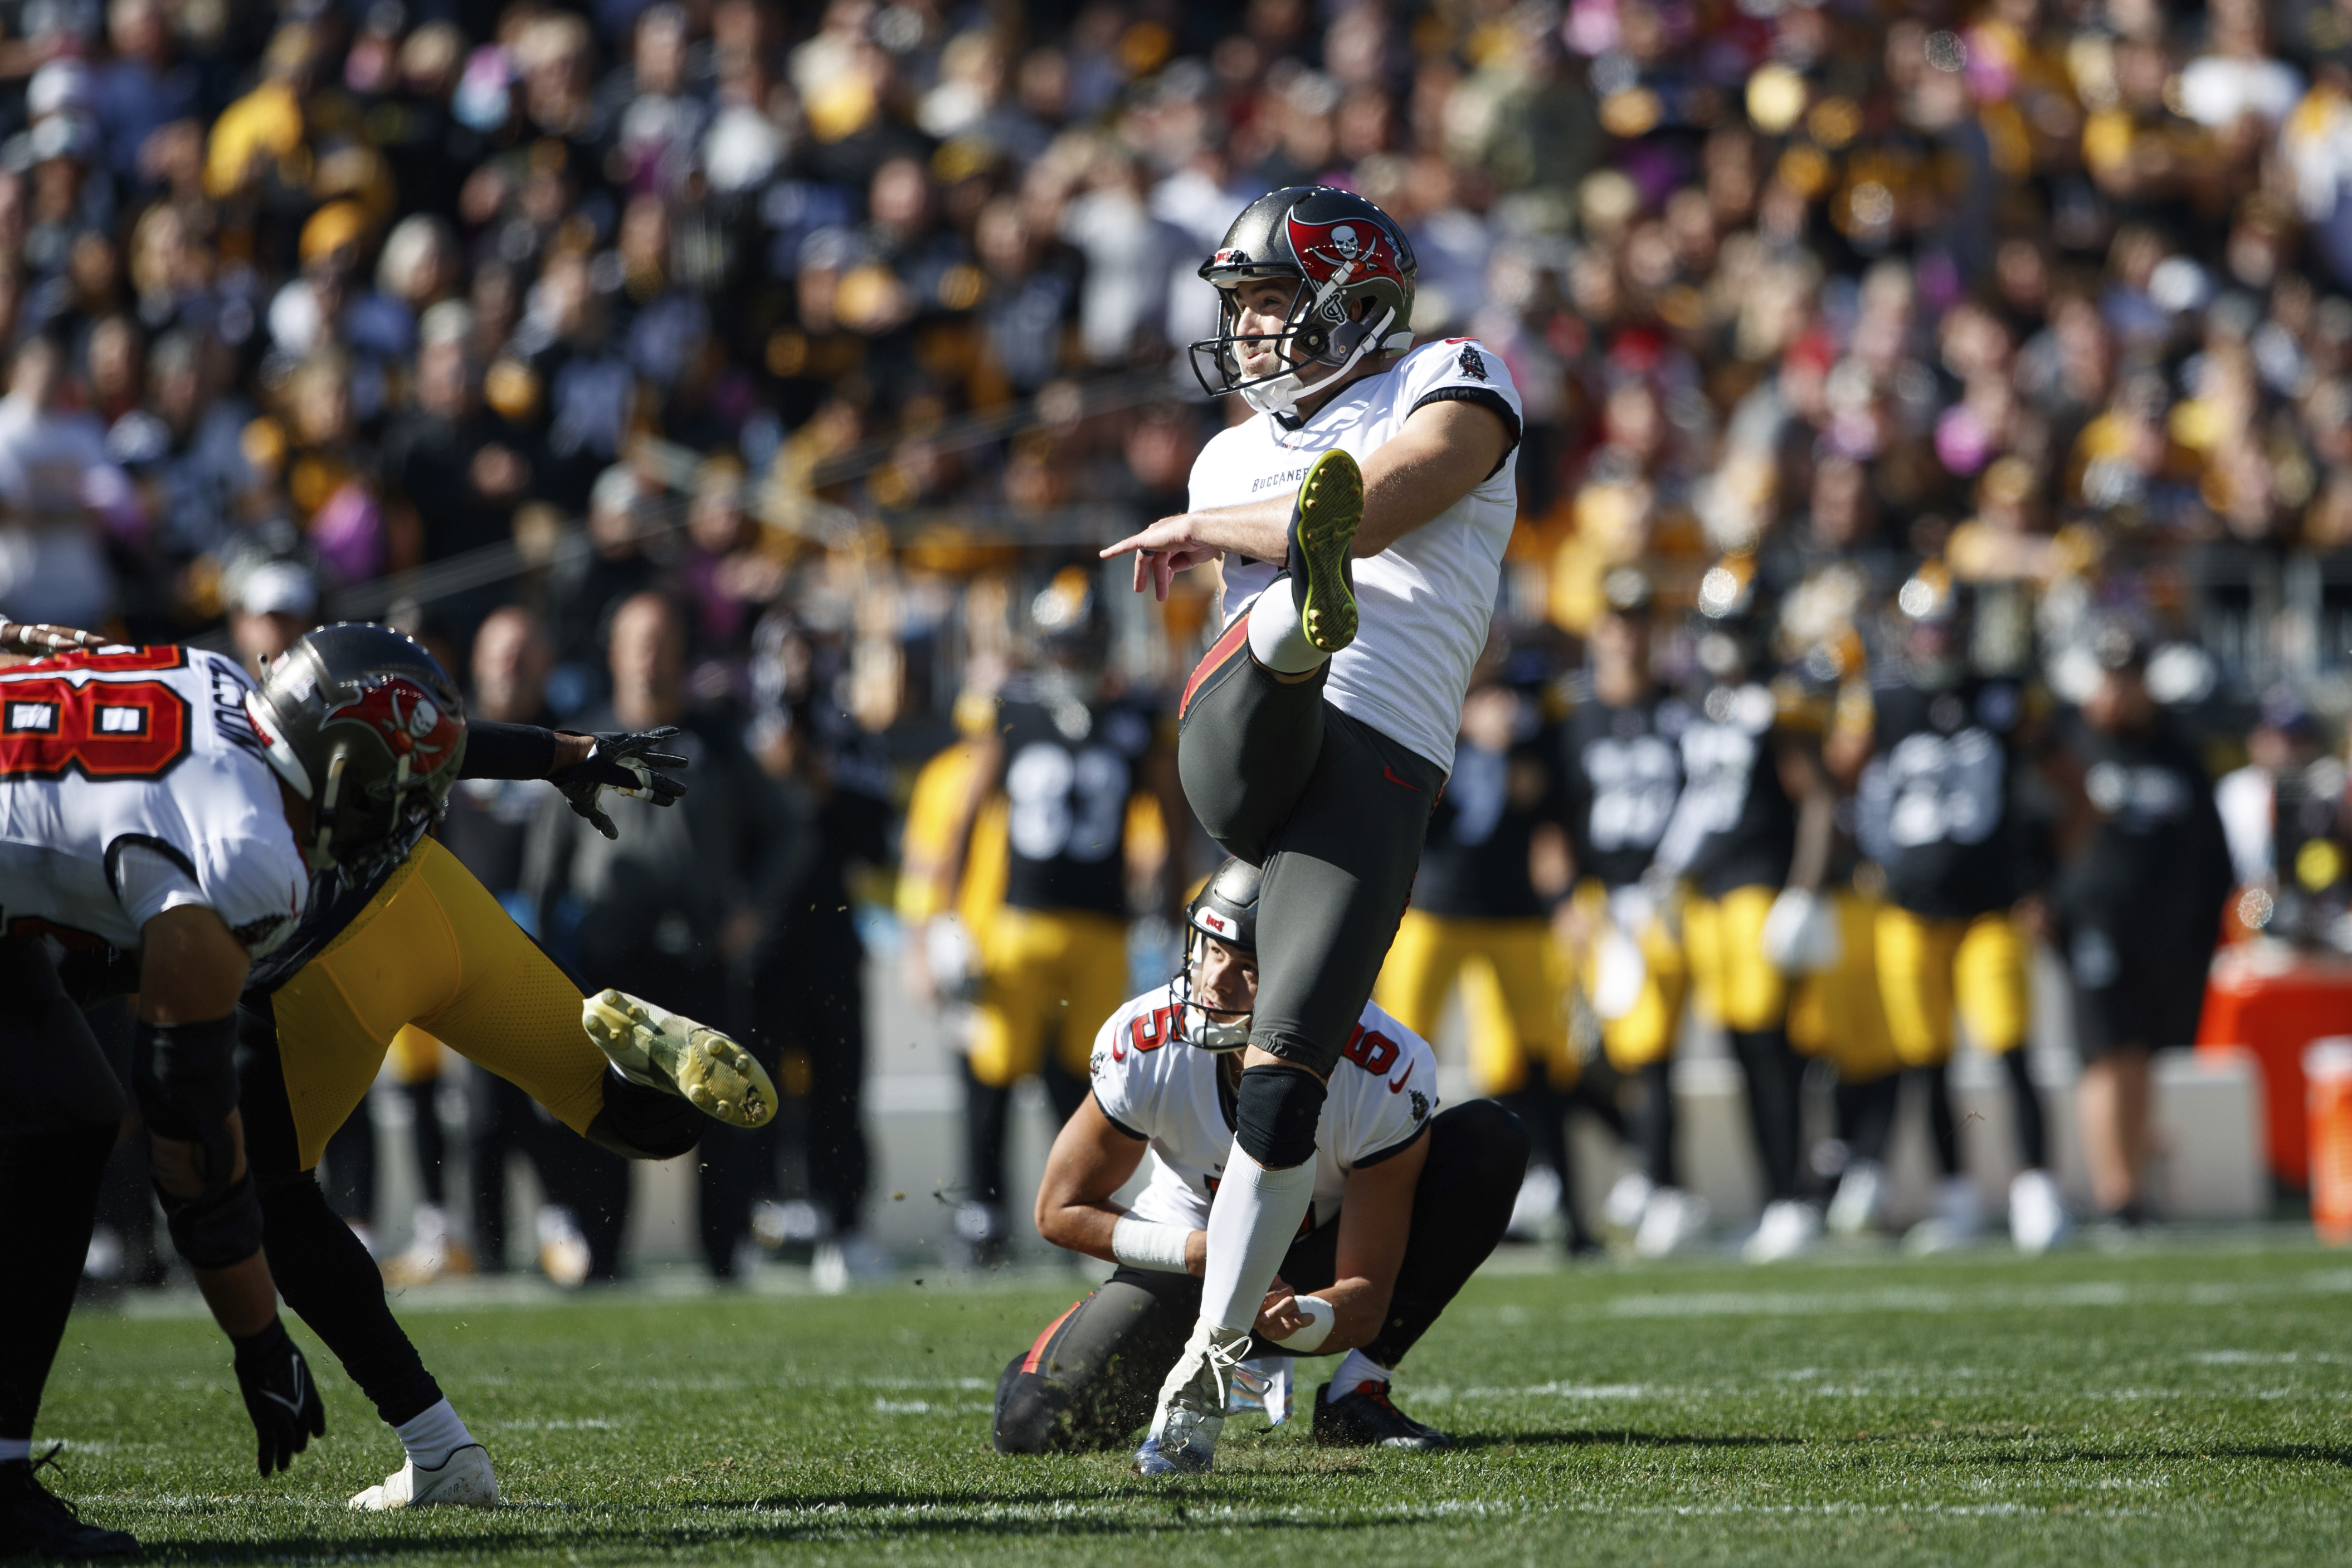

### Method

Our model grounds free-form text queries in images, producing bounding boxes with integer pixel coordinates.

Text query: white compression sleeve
[1245,588,1327,674]
[1199,1142,1317,1335]
[1269,1295,1335,1352]
[1111,1215,1194,1274]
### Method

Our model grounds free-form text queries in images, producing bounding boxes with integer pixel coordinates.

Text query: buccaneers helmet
[1189,186,1418,416]
[1176,856,1262,1051]
[246,622,469,872]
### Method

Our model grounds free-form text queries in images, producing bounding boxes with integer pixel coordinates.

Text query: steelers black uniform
[1856,674,2047,1176]
[964,686,1167,1216]
[1376,697,1570,1094]
[1658,676,1817,1206]
[1553,681,1691,1191]
[2052,716,2231,1058]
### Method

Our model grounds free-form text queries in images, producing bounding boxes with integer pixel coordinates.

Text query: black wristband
[461,720,559,781]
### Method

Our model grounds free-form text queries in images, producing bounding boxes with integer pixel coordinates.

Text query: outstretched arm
[1100,400,1512,600]
[461,721,690,840]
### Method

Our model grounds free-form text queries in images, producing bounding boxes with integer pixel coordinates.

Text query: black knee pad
[1234,1065,1327,1170]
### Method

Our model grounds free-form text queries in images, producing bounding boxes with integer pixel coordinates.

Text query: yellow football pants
[1374,909,1572,1094]
[1874,905,2029,1067]
[968,907,1131,1089]
[1565,881,1687,1072]
[269,836,610,1171]
[1683,884,1789,1033]
[1787,892,1903,1083]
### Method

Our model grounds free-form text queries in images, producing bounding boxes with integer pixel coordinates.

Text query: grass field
[33,1235,2352,1566]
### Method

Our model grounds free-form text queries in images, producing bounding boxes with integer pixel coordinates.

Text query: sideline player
[1655,557,1835,1262]
[0,622,329,1558]
[995,860,1523,1454]
[921,568,1180,1265]
[1551,569,1703,1256]
[1101,184,1520,1473]
[1373,661,1609,1253]
[1856,566,2065,1253]
[2050,628,2232,1227]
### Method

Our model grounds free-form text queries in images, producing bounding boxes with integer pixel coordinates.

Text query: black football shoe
[1287,449,1362,654]
[1311,1380,1453,1451]
[0,1448,137,1559]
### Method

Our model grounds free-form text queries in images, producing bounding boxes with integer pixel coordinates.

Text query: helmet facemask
[1191,276,1399,416]
[1175,927,1256,1051]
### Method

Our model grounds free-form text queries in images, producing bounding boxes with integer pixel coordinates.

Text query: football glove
[551,728,690,839]
[231,1317,327,1477]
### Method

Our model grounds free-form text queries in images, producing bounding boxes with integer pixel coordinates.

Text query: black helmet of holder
[1190,186,1418,416]
[1176,856,1262,1051]
[246,622,469,873]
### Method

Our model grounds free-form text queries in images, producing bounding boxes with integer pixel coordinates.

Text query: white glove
[1761,887,1842,976]
[925,914,981,1004]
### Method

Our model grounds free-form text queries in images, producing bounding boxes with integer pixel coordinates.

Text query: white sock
[394,1398,474,1471]
[1199,1142,1317,1333]
[1245,591,1327,674]
[1327,1348,1392,1401]
[0,1437,30,1464]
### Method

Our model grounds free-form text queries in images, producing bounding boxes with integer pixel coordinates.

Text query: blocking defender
[1100,185,1520,1473]
[995,860,1523,1455]
[223,622,775,1509]
[0,622,331,1558]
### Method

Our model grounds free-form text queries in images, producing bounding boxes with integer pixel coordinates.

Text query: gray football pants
[1175,611,1443,1078]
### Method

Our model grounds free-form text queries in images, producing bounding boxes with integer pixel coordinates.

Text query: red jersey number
[0,677,191,780]
[1341,1024,1400,1077]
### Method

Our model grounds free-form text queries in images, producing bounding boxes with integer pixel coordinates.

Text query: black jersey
[1414,714,1560,921]
[998,694,1156,917]
[2053,716,2231,956]
[1557,689,1687,891]
[1857,678,2030,919]
[1655,681,1797,898]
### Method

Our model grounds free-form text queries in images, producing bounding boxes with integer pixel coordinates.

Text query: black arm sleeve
[461,721,559,781]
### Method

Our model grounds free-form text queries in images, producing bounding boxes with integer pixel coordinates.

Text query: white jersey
[1089,983,1439,1234]
[0,646,306,955]
[1192,337,1522,773]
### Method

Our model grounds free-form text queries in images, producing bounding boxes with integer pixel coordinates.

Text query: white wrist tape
[1270,1295,1335,1353]
[1111,1215,1194,1274]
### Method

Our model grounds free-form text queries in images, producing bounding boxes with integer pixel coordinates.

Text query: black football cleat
[1311,1380,1453,1450]
[0,1448,137,1559]
[1287,449,1362,654]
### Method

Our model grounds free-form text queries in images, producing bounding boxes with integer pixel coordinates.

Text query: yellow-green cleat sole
[582,988,776,1129]
[1290,449,1362,654]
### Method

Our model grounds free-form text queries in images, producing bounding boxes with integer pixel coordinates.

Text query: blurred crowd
[35,0,2352,1284]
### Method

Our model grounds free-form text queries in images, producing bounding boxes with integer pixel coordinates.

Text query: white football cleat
[1633,1186,1710,1258]
[581,989,777,1129]
[1505,1164,1563,1243]
[1825,1159,1885,1238]
[1743,1198,1822,1263]
[535,1206,592,1288]
[1601,1170,1655,1237]
[2009,1167,2072,1255]
[348,1445,498,1511]
[1133,1321,1246,1476]
[1903,1175,1985,1254]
